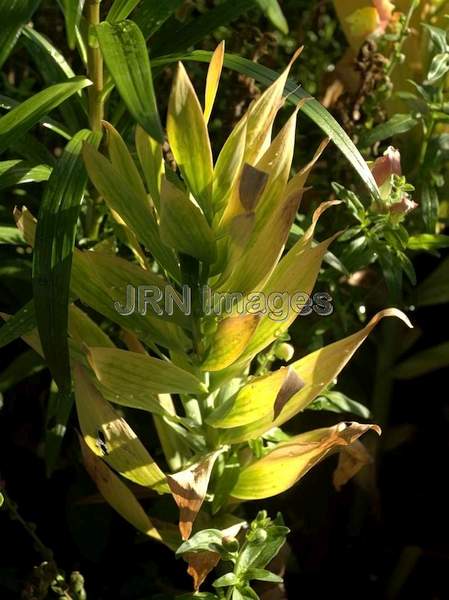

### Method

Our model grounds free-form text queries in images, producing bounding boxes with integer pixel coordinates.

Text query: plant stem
[86,0,104,131]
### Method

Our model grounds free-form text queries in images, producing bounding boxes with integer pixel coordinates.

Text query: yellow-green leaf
[201,313,261,372]
[231,422,381,500]
[167,62,213,220]
[221,309,412,443]
[204,41,225,125]
[79,434,163,540]
[74,363,168,492]
[159,178,217,263]
[135,125,163,210]
[83,142,180,279]
[87,347,207,395]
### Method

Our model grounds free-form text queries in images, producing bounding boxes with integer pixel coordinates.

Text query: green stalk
[86,0,104,131]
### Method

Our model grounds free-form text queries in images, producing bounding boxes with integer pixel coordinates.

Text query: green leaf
[133,0,182,40]
[0,301,36,349]
[33,129,101,394]
[0,349,44,393]
[153,51,381,202]
[60,0,85,49]
[408,234,449,250]
[247,568,283,583]
[394,341,449,379]
[309,391,371,419]
[0,0,41,68]
[421,182,439,233]
[176,529,224,555]
[0,160,51,190]
[256,0,288,34]
[96,20,164,143]
[361,114,418,146]
[151,0,255,56]
[425,52,449,85]
[414,256,449,306]
[213,573,238,588]
[0,94,72,141]
[0,77,91,154]
[21,25,87,131]
[45,382,74,476]
[0,226,25,245]
[107,0,140,22]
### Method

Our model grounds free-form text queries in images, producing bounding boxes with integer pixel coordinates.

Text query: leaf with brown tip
[167,450,222,540]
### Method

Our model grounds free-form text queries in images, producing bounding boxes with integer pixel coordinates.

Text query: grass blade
[0,160,51,190]
[0,301,36,348]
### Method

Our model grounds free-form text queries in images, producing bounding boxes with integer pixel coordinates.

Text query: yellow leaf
[167,62,213,220]
[221,308,412,444]
[201,313,261,372]
[78,434,162,540]
[204,41,225,125]
[73,363,169,492]
[231,422,381,500]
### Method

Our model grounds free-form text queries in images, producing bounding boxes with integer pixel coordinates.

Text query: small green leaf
[0,226,25,245]
[213,573,238,588]
[408,234,449,250]
[0,77,91,154]
[256,0,288,34]
[176,529,224,555]
[361,114,418,146]
[96,20,164,142]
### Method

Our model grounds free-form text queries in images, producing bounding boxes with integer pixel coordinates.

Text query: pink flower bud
[371,146,402,187]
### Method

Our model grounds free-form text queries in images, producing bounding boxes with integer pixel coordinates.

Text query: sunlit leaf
[204,41,225,125]
[231,422,381,499]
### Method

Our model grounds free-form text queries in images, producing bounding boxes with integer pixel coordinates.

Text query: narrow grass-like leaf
[151,0,255,56]
[256,0,288,34]
[0,0,41,68]
[0,302,36,348]
[60,0,85,49]
[22,25,87,131]
[0,77,91,154]
[107,0,140,22]
[0,160,51,190]
[153,51,381,200]
[0,227,25,245]
[33,129,101,394]
[0,349,44,393]
[135,125,163,208]
[45,383,74,476]
[133,0,182,40]
[96,20,163,143]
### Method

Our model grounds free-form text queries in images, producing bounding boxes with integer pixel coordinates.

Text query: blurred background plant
[1,1,448,599]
